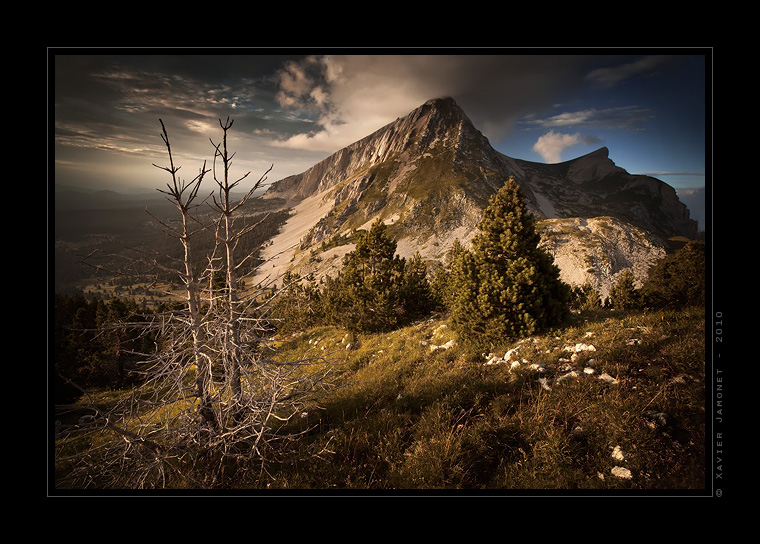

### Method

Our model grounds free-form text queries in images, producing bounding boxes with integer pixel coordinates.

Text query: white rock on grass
[484,345,526,366]
[611,466,633,479]
[564,343,597,353]
[504,345,524,361]
[484,353,503,365]
[611,445,625,461]
[430,339,457,352]
[556,370,582,383]
[431,324,449,338]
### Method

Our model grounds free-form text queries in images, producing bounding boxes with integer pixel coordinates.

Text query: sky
[51,49,709,206]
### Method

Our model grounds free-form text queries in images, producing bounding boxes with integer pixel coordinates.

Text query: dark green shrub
[430,238,466,310]
[609,270,642,310]
[320,219,434,332]
[570,283,603,311]
[642,241,705,308]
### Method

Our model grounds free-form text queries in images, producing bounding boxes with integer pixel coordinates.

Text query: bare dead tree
[151,119,217,428]
[209,116,272,409]
[55,118,338,490]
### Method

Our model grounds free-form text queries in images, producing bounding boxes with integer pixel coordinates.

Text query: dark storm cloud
[269,54,600,151]
[430,55,598,140]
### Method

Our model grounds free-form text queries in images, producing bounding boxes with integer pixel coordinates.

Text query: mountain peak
[563,146,621,182]
[266,96,489,202]
[423,96,459,110]
[421,96,471,127]
[258,97,699,293]
[402,96,473,138]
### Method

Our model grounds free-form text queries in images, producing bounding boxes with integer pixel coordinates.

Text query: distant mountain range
[257,97,701,298]
[54,184,171,210]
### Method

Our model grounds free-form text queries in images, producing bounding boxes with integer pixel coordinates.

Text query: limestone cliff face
[260,98,699,295]
[537,216,667,300]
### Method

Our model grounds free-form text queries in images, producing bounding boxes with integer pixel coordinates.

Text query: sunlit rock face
[259,97,698,293]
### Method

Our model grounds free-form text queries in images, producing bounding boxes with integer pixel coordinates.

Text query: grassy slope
[253,306,706,492]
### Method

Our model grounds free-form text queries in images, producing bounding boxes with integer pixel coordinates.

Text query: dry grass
[251,305,706,492]
[54,306,706,493]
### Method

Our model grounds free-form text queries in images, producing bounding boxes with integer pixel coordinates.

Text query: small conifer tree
[430,238,467,310]
[450,176,569,346]
[641,240,705,308]
[609,270,641,310]
[321,219,433,332]
[570,283,603,311]
[268,271,321,333]
[402,251,435,318]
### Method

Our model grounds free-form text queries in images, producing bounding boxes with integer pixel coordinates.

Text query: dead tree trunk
[59,117,339,489]
[153,119,216,427]
[210,117,272,410]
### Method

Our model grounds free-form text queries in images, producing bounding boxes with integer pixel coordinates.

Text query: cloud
[275,56,327,110]
[521,106,654,131]
[532,130,602,163]
[185,119,219,134]
[270,54,594,152]
[55,53,700,193]
[272,55,438,152]
[585,55,675,88]
[639,171,705,178]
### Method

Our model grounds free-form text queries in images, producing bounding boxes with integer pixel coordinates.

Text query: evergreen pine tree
[402,251,434,318]
[322,219,403,332]
[640,240,705,308]
[431,238,466,310]
[321,219,433,332]
[570,283,603,311]
[609,270,641,310]
[450,176,569,346]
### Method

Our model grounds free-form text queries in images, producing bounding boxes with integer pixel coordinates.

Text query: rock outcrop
[258,97,699,295]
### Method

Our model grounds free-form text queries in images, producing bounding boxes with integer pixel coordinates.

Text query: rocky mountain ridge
[258,97,698,298]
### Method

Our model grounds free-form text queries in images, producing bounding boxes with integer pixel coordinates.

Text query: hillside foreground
[257,305,706,492]
[55,303,706,492]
